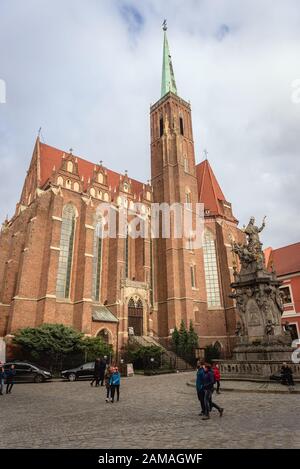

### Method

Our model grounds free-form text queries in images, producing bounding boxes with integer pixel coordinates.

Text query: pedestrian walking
[196,360,205,416]
[0,364,6,396]
[90,358,102,387]
[212,363,221,394]
[109,367,121,403]
[104,365,113,402]
[202,363,223,420]
[6,364,16,394]
[98,357,106,387]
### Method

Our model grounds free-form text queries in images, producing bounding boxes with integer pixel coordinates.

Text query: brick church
[0,26,244,357]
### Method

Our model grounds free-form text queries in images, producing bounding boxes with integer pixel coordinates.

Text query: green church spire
[161,20,178,97]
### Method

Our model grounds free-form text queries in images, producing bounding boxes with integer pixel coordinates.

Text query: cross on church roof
[204,149,208,159]
[162,19,167,31]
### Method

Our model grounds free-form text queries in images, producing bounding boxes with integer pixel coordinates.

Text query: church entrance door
[128,298,143,336]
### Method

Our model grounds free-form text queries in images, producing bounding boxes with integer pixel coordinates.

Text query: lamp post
[150,357,155,375]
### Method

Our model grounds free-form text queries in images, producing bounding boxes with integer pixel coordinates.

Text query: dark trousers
[210,389,222,412]
[204,388,222,416]
[6,382,13,393]
[111,384,120,402]
[281,375,294,386]
[99,375,104,386]
[91,375,104,386]
[204,389,212,416]
[106,385,111,399]
[216,380,220,393]
[197,389,205,413]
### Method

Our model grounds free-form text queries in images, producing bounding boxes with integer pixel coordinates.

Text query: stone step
[130,335,194,370]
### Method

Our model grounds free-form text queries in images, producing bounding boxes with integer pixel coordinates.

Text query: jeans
[204,388,222,416]
[197,389,205,413]
[204,389,212,416]
[0,378,4,394]
[210,389,222,412]
[6,382,14,393]
[111,384,120,402]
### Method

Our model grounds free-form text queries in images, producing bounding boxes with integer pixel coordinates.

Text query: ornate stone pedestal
[221,217,295,380]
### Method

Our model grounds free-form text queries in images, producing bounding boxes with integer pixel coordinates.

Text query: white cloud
[0,0,299,248]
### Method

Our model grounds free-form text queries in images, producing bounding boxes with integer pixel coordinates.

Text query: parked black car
[61,362,95,381]
[4,362,52,383]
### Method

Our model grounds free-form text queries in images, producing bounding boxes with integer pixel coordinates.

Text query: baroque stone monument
[230,216,293,362]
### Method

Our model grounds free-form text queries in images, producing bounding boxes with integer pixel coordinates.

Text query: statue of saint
[265,319,275,336]
[244,216,266,253]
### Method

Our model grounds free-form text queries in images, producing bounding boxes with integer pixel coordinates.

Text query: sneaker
[105,398,109,403]
[219,408,224,417]
[202,415,210,420]
[198,412,204,416]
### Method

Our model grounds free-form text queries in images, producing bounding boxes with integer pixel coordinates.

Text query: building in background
[265,243,300,339]
[0,26,244,357]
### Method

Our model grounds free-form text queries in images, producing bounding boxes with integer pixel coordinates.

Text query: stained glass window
[203,230,221,307]
[56,204,76,298]
[92,218,103,302]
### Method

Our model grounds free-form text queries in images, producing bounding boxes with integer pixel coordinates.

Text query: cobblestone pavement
[0,372,299,449]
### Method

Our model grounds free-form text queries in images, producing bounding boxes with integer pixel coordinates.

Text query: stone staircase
[130,335,194,371]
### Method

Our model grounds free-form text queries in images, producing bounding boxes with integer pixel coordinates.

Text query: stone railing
[213,360,300,380]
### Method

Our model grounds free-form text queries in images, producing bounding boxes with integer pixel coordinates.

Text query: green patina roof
[161,28,177,97]
[92,306,118,323]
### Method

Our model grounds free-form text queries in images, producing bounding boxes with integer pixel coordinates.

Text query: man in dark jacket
[202,363,223,420]
[98,357,106,386]
[91,358,101,387]
[196,361,205,416]
[281,362,294,386]
[6,364,16,394]
[0,364,6,395]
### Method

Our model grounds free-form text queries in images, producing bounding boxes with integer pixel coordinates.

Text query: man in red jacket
[212,363,221,394]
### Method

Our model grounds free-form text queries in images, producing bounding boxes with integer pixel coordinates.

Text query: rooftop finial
[161,21,177,97]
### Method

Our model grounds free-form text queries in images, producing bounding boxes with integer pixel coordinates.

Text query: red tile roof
[267,242,300,276]
[196,159,226,214]
[38,141,144,197]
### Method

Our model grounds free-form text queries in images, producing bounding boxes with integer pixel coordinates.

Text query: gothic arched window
[185,189,191,204]
[56,204,76,298]
[203,230,221,307]
[92,217,103,302]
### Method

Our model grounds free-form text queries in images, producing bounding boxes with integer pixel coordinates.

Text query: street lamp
[150,357,155,375]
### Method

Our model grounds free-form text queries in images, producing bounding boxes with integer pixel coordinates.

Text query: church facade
[0,28,244,356]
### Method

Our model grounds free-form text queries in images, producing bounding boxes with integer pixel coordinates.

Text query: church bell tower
[151,22,207,341]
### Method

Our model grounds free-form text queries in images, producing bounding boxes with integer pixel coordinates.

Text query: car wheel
[68,373,76,382]
[34,375,44,383]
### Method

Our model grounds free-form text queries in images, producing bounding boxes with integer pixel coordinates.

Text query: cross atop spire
[161,21,177,97]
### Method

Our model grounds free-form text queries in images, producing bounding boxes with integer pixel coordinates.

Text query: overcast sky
[0,0,300,248]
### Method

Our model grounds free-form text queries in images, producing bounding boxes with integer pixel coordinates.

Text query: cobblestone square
[0,372,299,449]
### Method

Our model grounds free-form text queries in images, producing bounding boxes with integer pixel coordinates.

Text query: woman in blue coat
[109,367,121,403]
